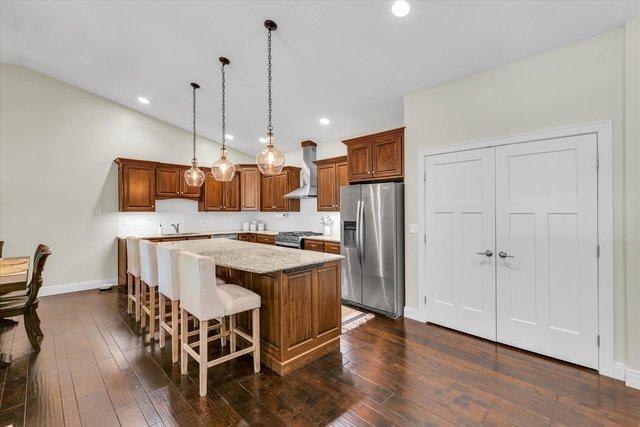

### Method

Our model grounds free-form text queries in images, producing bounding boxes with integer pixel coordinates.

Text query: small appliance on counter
[242,222,250,231]
[250,220,257,231]
[257,222,265,231]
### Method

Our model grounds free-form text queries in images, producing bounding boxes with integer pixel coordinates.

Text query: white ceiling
[1,1,638,155]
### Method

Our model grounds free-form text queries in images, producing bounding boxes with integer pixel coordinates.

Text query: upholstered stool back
[179,251,227,320]
[125,237,141,276]
[139,239,158,288]
[156,244,181,301]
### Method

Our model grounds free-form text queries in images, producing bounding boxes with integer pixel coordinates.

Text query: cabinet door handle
[498,251,514,259]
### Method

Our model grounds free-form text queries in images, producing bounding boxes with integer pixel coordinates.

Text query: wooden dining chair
[0,244,51,351]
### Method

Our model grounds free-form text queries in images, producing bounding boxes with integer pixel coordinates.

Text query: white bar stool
[125,237,141,321]
[179,251,261,397]
[156,245,228,363]
[139,239,159,340]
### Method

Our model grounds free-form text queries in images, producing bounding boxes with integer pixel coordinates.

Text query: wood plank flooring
[0,287,638,426]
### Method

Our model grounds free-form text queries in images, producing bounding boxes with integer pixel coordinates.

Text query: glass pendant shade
[211,148,236,182]
[184,162,206,187]
[256,134,285,175]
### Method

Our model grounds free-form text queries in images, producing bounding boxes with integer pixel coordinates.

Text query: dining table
[0,256,29,367]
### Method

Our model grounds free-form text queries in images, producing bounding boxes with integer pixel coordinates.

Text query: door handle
[498,251,514,259]
[476,250,493,257]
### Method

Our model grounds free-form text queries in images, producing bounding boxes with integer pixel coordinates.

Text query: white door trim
[416,120,614,377]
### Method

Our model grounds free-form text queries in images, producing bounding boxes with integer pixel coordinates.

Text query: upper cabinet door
[156,166,180,197]
[346,141,372,181]
[121,163,155,211]
[201,174,224,211]
[335,160,349,209]
[261,175,274,211]
[223,172,241,211]
[317,163,337,211]
[371,132,403,179]
[273,173,288,211]
[240,166,260,211]
[179,167,202,198]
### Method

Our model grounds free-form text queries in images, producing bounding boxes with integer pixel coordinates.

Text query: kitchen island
[163,238,343,376]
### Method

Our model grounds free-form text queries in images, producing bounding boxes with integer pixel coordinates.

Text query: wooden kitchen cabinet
[343,128,404,182]
[155,164,201,199]
[238,233,256,243]
[303,239,341,254]
[239,164,261,211]
[254,234,276,245]
[260,167,301,212]
[200,171,241,211]
[314,156,348,212]
[115,158,156,212]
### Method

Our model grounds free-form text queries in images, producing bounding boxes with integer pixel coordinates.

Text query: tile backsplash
[118,198,341,237]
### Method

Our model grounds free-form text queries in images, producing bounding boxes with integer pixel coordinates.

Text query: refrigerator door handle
[358,200,365,265]
[355,200,362,264]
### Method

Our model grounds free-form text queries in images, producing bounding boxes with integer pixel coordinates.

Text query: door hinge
[597,245,600,258]
[423,234,426,243]
[423,172,427,182]
[597,335,600,347]
[596,156,599,170]
[424,296,427,305]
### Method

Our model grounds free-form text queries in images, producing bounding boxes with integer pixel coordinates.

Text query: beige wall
[624,17,640,373]
[0,65,252,288]
[404,28,633,364]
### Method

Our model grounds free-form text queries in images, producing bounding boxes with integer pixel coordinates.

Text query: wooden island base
[216,260,341,376]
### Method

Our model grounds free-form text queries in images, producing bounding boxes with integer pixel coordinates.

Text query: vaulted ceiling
[2,1,638,154]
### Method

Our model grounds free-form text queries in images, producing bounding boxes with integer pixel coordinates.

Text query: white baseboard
[626,367,640,390]
[40,277,117,297]
[613,361,627,381]
[403,306,421,321]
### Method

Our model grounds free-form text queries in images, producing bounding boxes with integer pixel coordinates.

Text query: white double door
[425,135,599,368]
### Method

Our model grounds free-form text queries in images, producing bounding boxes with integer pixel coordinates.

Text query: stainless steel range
[275,231,322,248]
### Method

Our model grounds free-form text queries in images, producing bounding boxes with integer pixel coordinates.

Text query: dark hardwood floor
[0,288,638,426]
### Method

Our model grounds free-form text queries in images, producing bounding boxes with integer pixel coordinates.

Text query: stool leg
[140,282,147,329]
[171,300,179,364]
[199,319,208,397]
[158,294,165,348]
[252,308,260,373]
[229,315,236,353]
[220,317,227,346]
[135,277,141,322]
[180,308,188,375]
[149,287,156,340]
[127,274,133,314]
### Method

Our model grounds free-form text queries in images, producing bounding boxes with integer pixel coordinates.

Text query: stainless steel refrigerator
[340,183,404,317]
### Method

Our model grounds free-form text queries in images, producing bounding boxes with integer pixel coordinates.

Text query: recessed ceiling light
[137,96,150,104]
[259,137,268,143]
[319,117,331,125]
[225,134,234,140]
[391,0,410,17]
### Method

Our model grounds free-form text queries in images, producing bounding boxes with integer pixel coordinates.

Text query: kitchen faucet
[171,223,180,234]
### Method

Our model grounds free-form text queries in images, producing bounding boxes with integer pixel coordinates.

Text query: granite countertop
[160,238,344,274]
[302,235,341,243]
[117,230,278,240]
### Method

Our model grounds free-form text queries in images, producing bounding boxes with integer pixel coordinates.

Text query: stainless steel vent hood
[284,140,317,199]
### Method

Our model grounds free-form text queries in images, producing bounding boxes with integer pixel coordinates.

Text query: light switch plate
[409,224,419,234]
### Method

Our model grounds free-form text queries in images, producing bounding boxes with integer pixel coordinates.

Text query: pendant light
[184,82,206,187]
[211,57,237,182]
[256,19,285,175]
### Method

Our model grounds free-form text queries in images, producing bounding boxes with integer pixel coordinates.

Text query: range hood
[284,140,317,199]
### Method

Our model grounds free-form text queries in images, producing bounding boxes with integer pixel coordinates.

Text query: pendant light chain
[221,61,226,152]
[267,26,273,140]
[192,84,197,163]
